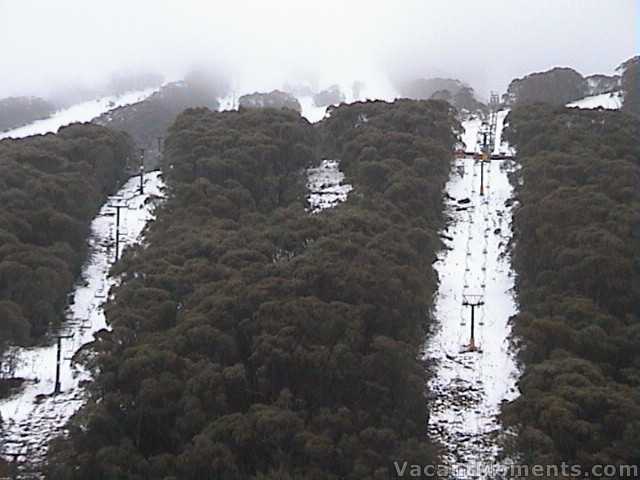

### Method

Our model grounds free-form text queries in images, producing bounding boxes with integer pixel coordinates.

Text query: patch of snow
[298,96,331,123]
[460,116,483,153]
[492,110,515,156]
[218,93,238,112]
[0,172,165,470]
[566,91,622,110]
[306,159,352,212]
[425,123,520,475]
[0,88,160,140]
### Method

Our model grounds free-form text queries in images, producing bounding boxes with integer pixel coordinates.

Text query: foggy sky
[0,0,638,101]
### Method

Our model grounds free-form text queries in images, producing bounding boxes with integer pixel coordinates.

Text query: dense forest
[505,60,636,108]
[619,56,639,116]
[505,67,588,106]
[46,99,459,479]
[501,105,640,467]
[0,96,56,132]
[0,124,133,394]
[94,72,226,169]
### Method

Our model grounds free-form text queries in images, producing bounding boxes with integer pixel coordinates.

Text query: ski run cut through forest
[425,114,520,472]
[0,172,165,474]
[0,74,636,479]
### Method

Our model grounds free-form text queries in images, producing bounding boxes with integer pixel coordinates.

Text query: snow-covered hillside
[566,91,622,109]
[425,115,520,477]
[0,172,165,473]
[0,88,159,140]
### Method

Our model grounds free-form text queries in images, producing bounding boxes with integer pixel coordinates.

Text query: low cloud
[0,0,637,100]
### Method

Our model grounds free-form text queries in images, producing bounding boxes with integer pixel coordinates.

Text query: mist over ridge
[1,0,637,103]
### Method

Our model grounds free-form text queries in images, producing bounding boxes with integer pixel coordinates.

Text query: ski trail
[0,172,165,474]
[425,114,519,478]
[0,88,159,140]
[566,91,622,110]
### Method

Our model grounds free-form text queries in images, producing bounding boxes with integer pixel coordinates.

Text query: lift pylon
[462,294,485,352]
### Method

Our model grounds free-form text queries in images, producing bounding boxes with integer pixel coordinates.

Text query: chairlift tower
[478,123,491,195]
[139,148,145,195]
[107,200,128,262]
[477,92,501,195]
[462,294,485,352]
[53,333,74,394]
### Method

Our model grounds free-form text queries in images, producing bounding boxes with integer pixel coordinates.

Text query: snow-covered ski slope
[0,172,165,471]
[459,115,482,154]
[425,114,519,477]
[0,88,159,140]
[307,159,352,212]
[460,110,513,157]
[566,91,622,109]
[492,110,512,156]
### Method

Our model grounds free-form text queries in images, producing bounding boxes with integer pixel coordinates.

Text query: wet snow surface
[566,91,622,110]
[306,159,352,212]
[425,115,520,477]
[0,88,159,140]
[0,172,165,471]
